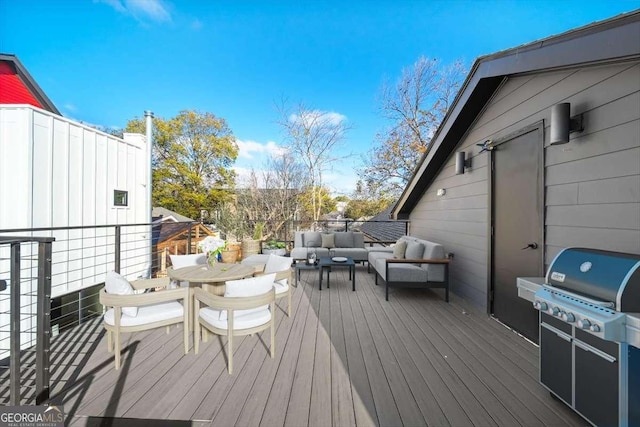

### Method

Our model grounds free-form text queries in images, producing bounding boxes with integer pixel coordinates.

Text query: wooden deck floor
[9,265,587,426]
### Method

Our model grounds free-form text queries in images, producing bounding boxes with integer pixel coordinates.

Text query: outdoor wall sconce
[437,188,446,197]
[550,102,584,145]
[455,151,471,175]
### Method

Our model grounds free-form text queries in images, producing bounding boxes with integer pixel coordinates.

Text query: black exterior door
[491,125,543,343]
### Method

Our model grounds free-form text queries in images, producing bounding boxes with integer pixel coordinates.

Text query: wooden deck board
[259,281,313,427]
[24,264,586,427]
[283,277,320,427]
[215,278,306,426]
[329,271,357,427]
[337,272,378,427]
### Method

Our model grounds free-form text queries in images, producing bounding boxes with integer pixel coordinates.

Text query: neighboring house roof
[360,204,408,243]
[0,53,60,115]
[152,207,194,223]
[152,221,215,247]
[392,10,640,219]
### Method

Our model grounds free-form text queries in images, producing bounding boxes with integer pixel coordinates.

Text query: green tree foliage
[125,110,238,219]
[298,186,335,221]
[345,180,394,220]
[361,57,466,196]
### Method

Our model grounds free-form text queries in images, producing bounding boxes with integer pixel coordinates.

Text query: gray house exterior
[392,11,640,341]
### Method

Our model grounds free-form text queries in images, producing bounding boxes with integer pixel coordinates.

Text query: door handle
[521,243,538,250]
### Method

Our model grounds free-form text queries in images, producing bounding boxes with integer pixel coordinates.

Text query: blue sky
[1,1,637,195]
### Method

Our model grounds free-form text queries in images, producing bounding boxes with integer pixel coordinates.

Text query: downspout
[145,110,154,278]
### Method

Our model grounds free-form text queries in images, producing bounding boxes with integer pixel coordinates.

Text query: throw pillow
[105,271,138,317]
[321,233,336,249]
[169,253,207,269]
[303,231,322,247]
[392,241,407,259]
[219,273,276,321]
[405,241,425,260]
[334,231,353,248]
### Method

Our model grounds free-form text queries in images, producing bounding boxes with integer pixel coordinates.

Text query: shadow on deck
[3,264,585,426]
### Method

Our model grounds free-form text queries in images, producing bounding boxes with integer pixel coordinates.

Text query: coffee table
[294,261,319,287]
[318,257,355,291]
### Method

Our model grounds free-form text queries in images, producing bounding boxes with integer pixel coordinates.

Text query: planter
[241,239,261,259]
[220,249,240,263]
[262,248,287,256]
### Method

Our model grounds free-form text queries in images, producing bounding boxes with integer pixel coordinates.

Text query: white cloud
[97,0,172,24]
[63,103,77,113]
[190,18,203,30]
[236,139,285,160]
[288,110,347,127]
[324,168,359,197]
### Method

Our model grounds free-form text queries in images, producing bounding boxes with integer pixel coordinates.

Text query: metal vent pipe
[144,110,154,278]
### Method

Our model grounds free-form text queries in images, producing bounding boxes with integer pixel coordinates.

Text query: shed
[391,11,640,342]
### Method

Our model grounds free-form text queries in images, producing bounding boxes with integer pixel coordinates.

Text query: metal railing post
[36,241,52,404]
[10,242,21,405]
[114,226,121,273]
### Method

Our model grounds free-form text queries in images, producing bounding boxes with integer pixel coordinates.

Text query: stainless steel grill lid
[545,247,640,311]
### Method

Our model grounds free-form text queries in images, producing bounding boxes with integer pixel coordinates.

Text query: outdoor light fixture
[436,188,446,197]
[550,102,584,145]
[455,151,471,175]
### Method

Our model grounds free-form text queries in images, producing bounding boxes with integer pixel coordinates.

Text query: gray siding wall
[409,60,640,310]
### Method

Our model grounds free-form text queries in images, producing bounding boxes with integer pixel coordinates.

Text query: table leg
[327,268,330,289]
[295,267,299,287]
[318,266,322,290]
[352,265,356,291]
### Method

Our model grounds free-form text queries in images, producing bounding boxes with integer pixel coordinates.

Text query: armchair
[262,254,293,317]
[193,273,276,374]
[100,272,190,370]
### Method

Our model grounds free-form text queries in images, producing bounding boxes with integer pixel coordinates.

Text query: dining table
[167,262,260,330]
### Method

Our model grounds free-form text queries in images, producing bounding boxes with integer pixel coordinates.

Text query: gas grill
[526,248,640,427]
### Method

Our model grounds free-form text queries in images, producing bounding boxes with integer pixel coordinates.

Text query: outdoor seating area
[3,263,584,426]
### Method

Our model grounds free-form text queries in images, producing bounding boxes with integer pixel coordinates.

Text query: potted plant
[262,239,287,256]
[197,236,227,268]
[241,222,264,259]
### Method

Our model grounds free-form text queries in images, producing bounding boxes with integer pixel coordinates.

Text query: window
[114,190,128,207]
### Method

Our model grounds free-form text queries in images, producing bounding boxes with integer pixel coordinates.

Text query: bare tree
[361,57,466,195]
[227,150,305,240]
[277,102,352,223]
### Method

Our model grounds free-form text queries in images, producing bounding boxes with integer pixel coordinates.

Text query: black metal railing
[0,236,53,405]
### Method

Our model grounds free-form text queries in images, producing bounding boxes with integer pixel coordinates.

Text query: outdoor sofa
[290,231,368,262]
[367,235,450,301]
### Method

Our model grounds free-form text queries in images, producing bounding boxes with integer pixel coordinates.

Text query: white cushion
[170,253,207,268]
[104,301,183,327]
[170,254,207,288]
[200,306,271,330]
[105,270,138,317]
[219,273,276,321]
[274,279,289,295]
[264,254,292,274]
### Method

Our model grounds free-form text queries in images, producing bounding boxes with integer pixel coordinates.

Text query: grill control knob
[577,319,591,329]
[547,306,560,316]
[533,301,548,311]
[561,312,575,322]
[590,324,601,333]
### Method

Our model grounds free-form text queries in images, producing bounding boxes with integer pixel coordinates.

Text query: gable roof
[359,204,408,243]
[392,10,640,219]
[0,53,60,115]
[152,207,195,223]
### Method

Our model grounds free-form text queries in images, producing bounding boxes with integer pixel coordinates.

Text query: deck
[7,264,585,426]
